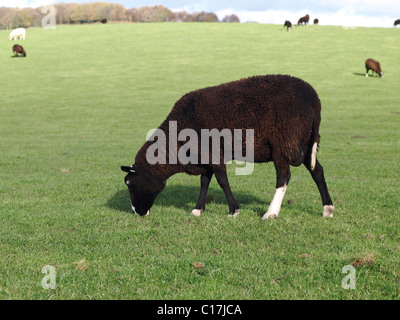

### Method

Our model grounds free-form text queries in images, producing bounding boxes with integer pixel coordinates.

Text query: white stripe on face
[130,201,138,214]
[130,200,150,216]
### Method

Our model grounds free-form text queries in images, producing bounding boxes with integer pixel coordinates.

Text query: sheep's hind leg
[262,163,291,220]
[304,158,334,217]
[191,171,213,217]
[213,167,240,217]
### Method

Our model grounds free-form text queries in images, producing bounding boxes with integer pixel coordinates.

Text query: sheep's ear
[121,166,136,174]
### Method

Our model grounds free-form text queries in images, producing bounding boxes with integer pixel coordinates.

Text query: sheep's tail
[310,98,321,171]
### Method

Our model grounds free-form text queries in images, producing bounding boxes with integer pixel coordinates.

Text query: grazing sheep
[121,75,334,220]
[394,19,400,26]
[101,18,107,24]
[283,20,292,31]
[9,28,26,41]
[365,58,383,77]
[314,19,319,25]
[297,14,310,26]
[12,44,26,57]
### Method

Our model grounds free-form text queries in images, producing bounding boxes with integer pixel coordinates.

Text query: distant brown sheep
[314,19,319,25]
[365,58,383,78]
[12,44,26,57]
[298,14,310,25]
[101,18,107,24]
[394,19,400,26]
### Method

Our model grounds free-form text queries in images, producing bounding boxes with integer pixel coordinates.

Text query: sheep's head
[121,164,165,216]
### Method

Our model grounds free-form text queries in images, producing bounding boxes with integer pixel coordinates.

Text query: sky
[1,0,399,27]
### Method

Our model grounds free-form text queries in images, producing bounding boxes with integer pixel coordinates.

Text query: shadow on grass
[353,72,382,78]
[106,184,266,215]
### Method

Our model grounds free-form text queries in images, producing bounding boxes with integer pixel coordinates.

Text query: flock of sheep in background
[8,14,395,73]
[283,13,390,77]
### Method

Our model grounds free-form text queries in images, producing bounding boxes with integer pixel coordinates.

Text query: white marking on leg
[366,73,368,77]
[323,205,334,218]
[262,184,287,220]
[311,142,318,171]
[229,209,240,218]
[191,209,203,217]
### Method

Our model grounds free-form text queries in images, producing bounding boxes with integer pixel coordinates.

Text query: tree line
[0,3,240,29]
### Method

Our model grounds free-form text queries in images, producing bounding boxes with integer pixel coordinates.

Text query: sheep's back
[168,75,316,132]
[166,75,318,160]
[366,58,381,72]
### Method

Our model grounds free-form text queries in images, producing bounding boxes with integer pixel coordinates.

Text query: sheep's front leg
[213,167,240,217]
[191,171,213,217]
[262,163,291,220]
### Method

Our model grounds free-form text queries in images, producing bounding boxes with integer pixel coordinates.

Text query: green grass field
[0,22,399,300]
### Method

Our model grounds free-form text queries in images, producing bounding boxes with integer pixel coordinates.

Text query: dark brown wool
[284,20,292,31]
[365,58,383,77]
[135,75,319,177]
[122,75,334,218]
[394,19,400,26]
[12,44,26,57]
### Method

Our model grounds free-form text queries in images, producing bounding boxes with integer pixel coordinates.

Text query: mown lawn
[0,22,399,299]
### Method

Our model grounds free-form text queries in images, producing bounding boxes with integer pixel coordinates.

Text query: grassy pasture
[0,23,399,300]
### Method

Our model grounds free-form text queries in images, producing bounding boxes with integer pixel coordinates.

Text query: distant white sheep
[9,28,26,41]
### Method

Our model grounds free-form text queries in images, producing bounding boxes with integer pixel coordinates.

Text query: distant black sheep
[121,75,334,220]
[314,18,319,25]
[101,18,107,24]
[394,19,400,26]
[283,20,292,31]
[365,58,383,77]
[12,44,26,57]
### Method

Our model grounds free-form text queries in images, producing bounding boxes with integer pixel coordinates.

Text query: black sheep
[283,20,292,31]
[121,75,334,220]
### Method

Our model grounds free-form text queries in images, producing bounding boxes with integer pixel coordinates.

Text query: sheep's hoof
[229,209,240,217]
[191,209,203,217]
[323,205,334,218]
[262,212,278,220]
